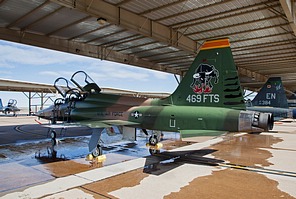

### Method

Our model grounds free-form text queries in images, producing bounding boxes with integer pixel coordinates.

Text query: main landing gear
[147,131,163,155]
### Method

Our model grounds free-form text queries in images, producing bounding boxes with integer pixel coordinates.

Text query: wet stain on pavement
[166,169,295,199]
[210,134,282,167]
[165,133,294,199]
[42,160,93,177]
[81,168,149,199]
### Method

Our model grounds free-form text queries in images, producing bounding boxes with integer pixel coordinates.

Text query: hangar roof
[0,78,170,98]
[1,0,296,93]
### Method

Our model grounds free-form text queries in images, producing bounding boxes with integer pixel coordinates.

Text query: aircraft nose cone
[35,110,43,117]
[35,106,54,119]
[35,109,46,118]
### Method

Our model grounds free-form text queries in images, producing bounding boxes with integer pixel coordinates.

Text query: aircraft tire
[149,135,158,146]
[4,111,9,115]
[51,138,57,146]
[50,130,57,139]
[149,148,160,155]
[92,144,102,157]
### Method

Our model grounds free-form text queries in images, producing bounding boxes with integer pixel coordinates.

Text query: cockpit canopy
[71,71,101,93]
[53,71,101,100]
[54,77,77,98]
[7,99,17,107]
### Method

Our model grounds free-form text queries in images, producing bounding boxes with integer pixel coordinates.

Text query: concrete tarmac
[0,116,296,198]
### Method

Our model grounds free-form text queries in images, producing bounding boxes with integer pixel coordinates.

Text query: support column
[41,91,44,110]
[28,92,31,116]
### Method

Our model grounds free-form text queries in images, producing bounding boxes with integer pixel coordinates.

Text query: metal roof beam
[242,58,296,67]
[280,0,296,36]
[139,0,187,16]
[21,6,64,31]
[232,39,296,52]
[46,16,92,36]
[151,55,193,63]
[231,31,293,44]
[0,28,179,75]
[238,68,267,82]
[196,23,290,43]
[171,1,278,29]
[238,57,296,68]
[51,0,198,54]
[235,51,296,62]
[190,16,285,38]
[115,0,134,7]
[69,24,112,40]
[258,67,296,74]
[116,41,158,52]
[104,35,145,48]
[237,55,296,66]
[138,50,181,59]
[6,0,50,28]
[234,46,296,57]
[126,45,168,55]
[102,34,140,47]
[86,29,126,44]
[160,60,193,66]
[155,0,232,23]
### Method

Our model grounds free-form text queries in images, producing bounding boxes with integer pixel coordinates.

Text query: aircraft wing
[76,120,140,128]
[179,130,227,138]
[41,120,140,129]
[99,120,140,126]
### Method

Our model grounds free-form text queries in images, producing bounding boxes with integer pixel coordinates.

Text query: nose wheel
[50,130,57,158]
[86,144,106,163]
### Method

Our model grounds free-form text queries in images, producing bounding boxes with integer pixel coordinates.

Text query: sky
[0,40,179,108]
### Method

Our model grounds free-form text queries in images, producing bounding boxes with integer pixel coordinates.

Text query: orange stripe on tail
[201,38,230,50]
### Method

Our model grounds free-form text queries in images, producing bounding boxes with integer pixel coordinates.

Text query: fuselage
[37,92,273,134]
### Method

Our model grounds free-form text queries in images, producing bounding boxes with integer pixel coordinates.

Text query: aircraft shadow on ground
[143,149,223,176]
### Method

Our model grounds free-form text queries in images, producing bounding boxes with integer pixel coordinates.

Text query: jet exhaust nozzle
[255,112,274,131]
[239,111,274,132]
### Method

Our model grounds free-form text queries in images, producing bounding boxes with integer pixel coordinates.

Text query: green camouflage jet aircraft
[37,38,274,157]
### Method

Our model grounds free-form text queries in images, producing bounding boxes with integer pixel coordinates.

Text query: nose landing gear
[86,129,107,166]
[86,144,106,167]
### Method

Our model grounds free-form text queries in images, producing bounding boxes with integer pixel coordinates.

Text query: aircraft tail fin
[166,38,245,109]
[0,98,3,108]
[251,77,288,108]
